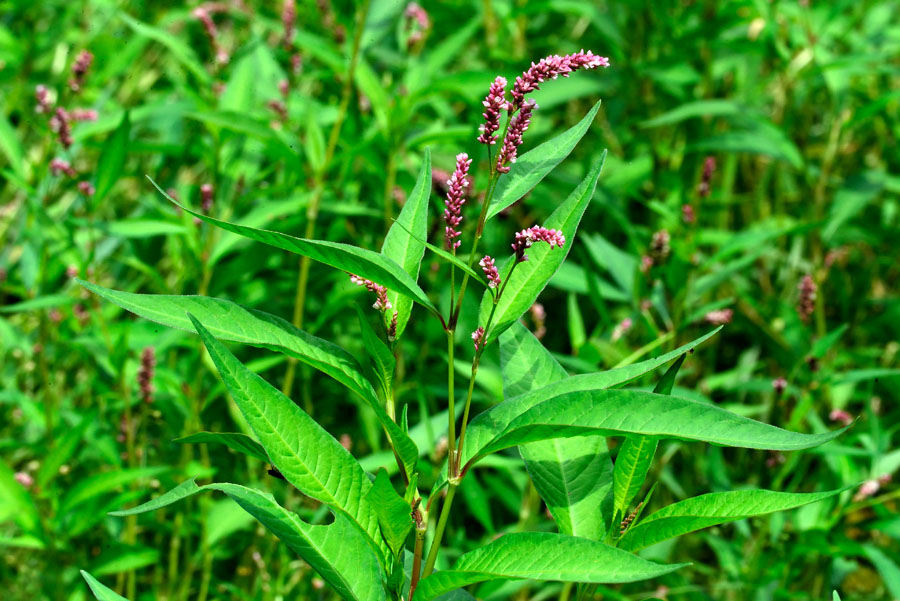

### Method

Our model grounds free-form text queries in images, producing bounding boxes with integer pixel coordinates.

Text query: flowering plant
[80,50,847,601]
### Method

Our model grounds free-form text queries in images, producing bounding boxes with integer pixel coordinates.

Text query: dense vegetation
[1,1,898,600]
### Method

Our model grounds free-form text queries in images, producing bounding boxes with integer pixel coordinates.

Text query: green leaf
[37,413,92,488]
[612,355,685,520]
[78,281,376,405]
[412,532,685,601]
[480,152,605,344]
[639,99,744,128]
[147,177,437,315]
[118,12,210,83]
[863,545,900,600]
[355,306,396,400]
[188,316,389,565]
[81,570,130,601]
[60,466,169,514]
[174,432,268,462]
[110,481,386,601]
[476,389,845,463]
[434,329,722,497]
[381,149,431,338]
[365,469,413,557]
[94,111,130,203]
[500,322,613,541]
[0,112,25,181]
[487,101,601,220]
[618,488,847,552]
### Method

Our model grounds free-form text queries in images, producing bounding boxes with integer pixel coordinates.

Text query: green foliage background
[1,1,898,600]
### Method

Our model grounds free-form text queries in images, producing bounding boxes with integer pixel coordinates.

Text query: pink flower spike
[71,108,98,122]
[69,50,94,92]
[479,256,500,289]
[510,50,609,110]
[471,327,485,351]
[497,100,536,174]
[50,158,76,177]
[350,274,392,313]
[78,181,95,196]
[703,308,733,325]
[511,225,566,263]
[443,153,472,250]
[35,85,52,114]
[829,409,853,426]
[200,183,214,212]
[478,76,507,145]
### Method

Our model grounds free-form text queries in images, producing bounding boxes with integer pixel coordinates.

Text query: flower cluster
[477,76,507,145]
[698,156,716,197]
[510,50,609,110]
[497,100,536,173]
[403,3,430,49]
[50,158,76,177]
[471,327,485,351]
[200,183,214,212]
[193,6,229,65]
[797,275,817,322]
[35,85,52,114]
[50,107,73,149]
[530,303,547,340]
[350,275,392,312]
[479,256,500,289]
[443,153,472,250]
[704,308,733,325]
[138,347,156,404]
[282,0,296,48]
[69,50,94,92]
[649,229,670,262]
[511,226,566,262]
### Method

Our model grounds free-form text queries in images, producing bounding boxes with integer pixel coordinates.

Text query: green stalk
[446,332,457,472]
[422,484,457,577]
[283,0,371,397]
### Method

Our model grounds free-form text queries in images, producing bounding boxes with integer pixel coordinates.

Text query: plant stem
[408,528,426,599]
[446,331,456,471]
[283,0,371,397]
[422,484,457,577]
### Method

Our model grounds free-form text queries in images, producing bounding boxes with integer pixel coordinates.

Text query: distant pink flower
[510,50,609,110]
[387,312,398,342]
[443,153,472,250]
[50,107,73,148]
[854,479,881,502]
[682,204,695,224]
[772,377,787,396]
[35,84,52,114]
[50,158,76,177]
[78,181,95,196]
[497,100,536,173]
[350,275,392,312]
[649,229,670,261]
[511,226,565,263]
[139,347,156,404]
[71,108,98,122]
[14,472,33,488]
[698,156,715,197]
[530,303,546,340]
[478,76,507,146]
[471,327,485,351]
[278,79,290,99]
[640,255,654,274]
[829,409,853,426]
[69,50,94,92]
[194,7,229,65]
[403,2,430,49]
[479,256,500,289]
[797,275,817,322]
[611,317,632,342]
[200,183,214,211]
[282,0,296,48]
[704,308,733,325]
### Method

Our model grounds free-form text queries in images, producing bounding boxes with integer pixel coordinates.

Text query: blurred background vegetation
[1,0,899,600]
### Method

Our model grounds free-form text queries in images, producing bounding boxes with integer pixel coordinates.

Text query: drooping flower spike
[510,50,609,111]
[350,275,392,312]
[471,327,485,351]
[497,100,536,173]
[511,226,566,263]
[443,153,472,250]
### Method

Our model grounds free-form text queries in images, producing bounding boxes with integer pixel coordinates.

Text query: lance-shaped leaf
[81,570,130,601]
[618,488,847,552]
[174,432,268,462]
[431,329,721,497]
[366,469,413,557]
[475,389,845,463]
[412,532,685,601]
[479,153,605,344]
[147,177,437,315]
[80,282,418,479]
[110,480,386,601]
[487,101,602,220]
[612,355,686,521]
[355,306,396,401]
[381,149,431,338]
[188,316,389,564]
[500,322,613,541]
